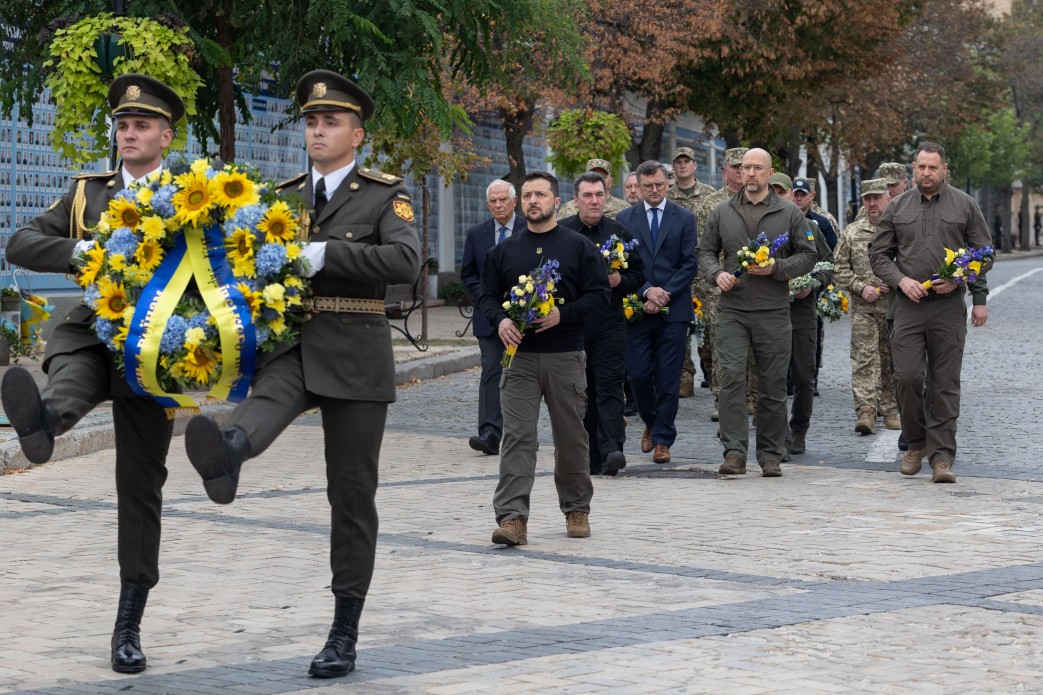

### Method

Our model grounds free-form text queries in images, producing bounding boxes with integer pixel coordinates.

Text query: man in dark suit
[460,179,527,455]
[615,160,698,464]
[183,70,420,678]
[1,75,186,674]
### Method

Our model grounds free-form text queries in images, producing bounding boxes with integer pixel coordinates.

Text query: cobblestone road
[2,256,1042,694]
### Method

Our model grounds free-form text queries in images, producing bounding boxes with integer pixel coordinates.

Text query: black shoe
[700,380,709,389]
[813,387,820,397]
[2,366,61,464]
[111,585,148,674]
[468,435,499,455]
[623,403,639,417]
[603,451,626,477]
[898,432,909,452]
[790,431,806,455]
[185,416,251,504]
[309,597,364,678]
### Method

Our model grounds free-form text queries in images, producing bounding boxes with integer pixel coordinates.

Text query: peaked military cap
[108,74,185,124]
[860,178,887,196]
[723,148,749,166]
[768,173,792,191]
[585,158,612,174]
[672,146,696,162]
[878,162,908,185]
[296,70,375,121]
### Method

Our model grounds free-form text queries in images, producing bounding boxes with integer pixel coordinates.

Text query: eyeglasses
[641,182,667,191]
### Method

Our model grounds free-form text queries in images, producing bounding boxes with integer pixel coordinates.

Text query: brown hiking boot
[491,516,528,545]
[761,460,782,477]
[855,407,876,435]
[883,413,901,430]
[719,454,746,475]
[932,461,956,483]
[679,373,694,398]
[900,448,926,476]
[565,511,591,538]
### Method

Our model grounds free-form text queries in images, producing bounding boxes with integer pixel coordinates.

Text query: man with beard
[480,171,610,545]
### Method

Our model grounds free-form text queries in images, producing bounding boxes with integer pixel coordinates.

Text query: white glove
[72,239,95,263]
[300,242,327,278]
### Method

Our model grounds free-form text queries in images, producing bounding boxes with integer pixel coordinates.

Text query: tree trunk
[501,102,535,206]
[216,13,236,163]
[1000,185,1013,252]
[1020,184,1032,249]
[628,101,665,168]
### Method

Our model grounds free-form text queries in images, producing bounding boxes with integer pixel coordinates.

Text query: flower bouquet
[920,245,994,289]
[734,232,790,277]
[690,296,705,347]
[500,259,563,368]
[817,284,849,322]
[74,158,309,415]
[788,261,835,301]
[623,293,669,322]
[598,234,637,272]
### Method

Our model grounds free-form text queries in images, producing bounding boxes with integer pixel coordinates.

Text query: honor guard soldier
[183,70,421,678]
[2,75,187,674]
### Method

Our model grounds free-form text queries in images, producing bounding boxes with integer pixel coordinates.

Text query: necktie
[314,178,327,220]
[497,225,508,243]
[649,207,660,248]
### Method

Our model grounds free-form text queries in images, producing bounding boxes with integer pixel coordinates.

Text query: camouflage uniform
[557,194,630,221]
[833,206,897,420]
[668,179,716,395]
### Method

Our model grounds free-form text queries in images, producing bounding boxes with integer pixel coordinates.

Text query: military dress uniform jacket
[7,169,123,365]
[275,167,421,403]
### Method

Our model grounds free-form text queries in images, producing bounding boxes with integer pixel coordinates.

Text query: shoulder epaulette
[276,172,308,191]
[72,170,118,180]
[358,168,402,185]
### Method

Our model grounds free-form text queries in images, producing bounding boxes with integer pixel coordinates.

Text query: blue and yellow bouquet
[734,232,790,277]
[788,261,835,300]
[74,158,309,415]
[500,259,562,368]
[921,245,993,289]
[598,234,637,272]
[690,296,705,347]
[817,284,849,322]
[623,293,669,322]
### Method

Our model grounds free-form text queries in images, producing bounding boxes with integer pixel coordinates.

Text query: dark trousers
[476,335,504,443]
[625,318,688,447]
[43,346,173,588]
[787,326,818,446]
[891,295,966,466]
[227,347,384,599]
[583,325,627,472]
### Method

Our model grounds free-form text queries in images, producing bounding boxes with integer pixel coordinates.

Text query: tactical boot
[679,372,694,398]
[761,460,782,477]
[185,415,251,504]
[932,461,956,483]
[719,453,746,475]
[900,448,926,476]
[491,516,528,545]
[855,407,876,435]
[790,430,807,455]
[883,412,901,430]
[565,511,591,538]
[2,366,62,464]
[309,597,364,678]
[111,586,149,674]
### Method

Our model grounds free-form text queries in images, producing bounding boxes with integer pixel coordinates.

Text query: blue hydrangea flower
[105,228,139,258]
[187,311,216,338]
[160,315,189,354]
[228,204,264,232]
[255,243,287,279]
[95,318,116,342]
[255,326,271,345]
[150,186,176,217]
[83,285,101,307]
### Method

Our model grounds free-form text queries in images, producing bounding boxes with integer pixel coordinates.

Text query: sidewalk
[0,304,479,472]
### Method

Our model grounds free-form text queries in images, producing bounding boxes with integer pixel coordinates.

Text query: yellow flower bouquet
[817,284,848,322]
[622,293,670,322]
[73,158,309,414]
[499,259,562,368]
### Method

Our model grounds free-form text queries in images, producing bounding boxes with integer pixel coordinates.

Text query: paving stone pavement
[2,257,1043,693]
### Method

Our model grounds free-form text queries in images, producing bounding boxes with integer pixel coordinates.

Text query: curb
[1,347,481,473]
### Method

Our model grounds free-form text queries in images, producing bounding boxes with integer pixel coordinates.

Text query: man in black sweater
[560,171,644,476]
[479,171,611,546]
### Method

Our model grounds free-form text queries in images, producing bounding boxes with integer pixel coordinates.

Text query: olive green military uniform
[667,180,716,395]
[7,168,175,589]
[225,164,420,598]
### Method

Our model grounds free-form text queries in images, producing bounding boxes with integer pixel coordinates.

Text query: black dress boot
[309,597,364,678]
[1,366,61,464]
[185,416,251,504]
[111,585,149,674]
